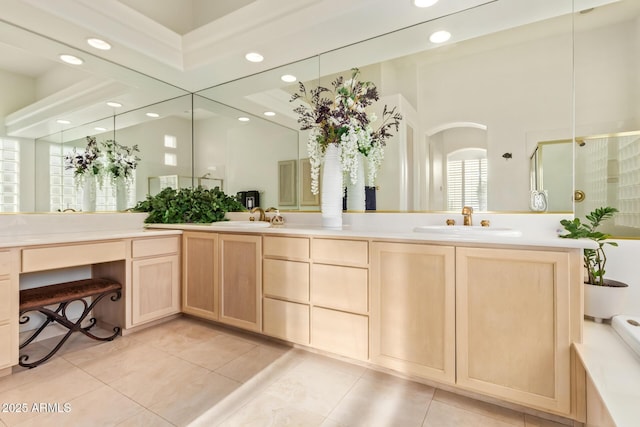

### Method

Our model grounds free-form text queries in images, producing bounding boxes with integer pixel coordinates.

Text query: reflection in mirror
[192,95,299,210]
[529,140,573,213]
[199,0,575,212]
[34,95,193,212]
[534,130,640,238]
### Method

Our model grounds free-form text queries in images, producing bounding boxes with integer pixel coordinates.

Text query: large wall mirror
[196,0,577,212]
[4,0,638,227]
[530,0,640,237]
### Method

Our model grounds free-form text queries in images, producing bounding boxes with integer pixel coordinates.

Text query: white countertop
[146,221,594,249]
[0,228,181,248]
[574,321,640,427]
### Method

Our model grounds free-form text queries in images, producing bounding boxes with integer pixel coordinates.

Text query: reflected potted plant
[64,136,104,212]
[559,206,628,322]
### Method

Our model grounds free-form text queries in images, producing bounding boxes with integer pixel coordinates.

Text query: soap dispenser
[270,209,285,225]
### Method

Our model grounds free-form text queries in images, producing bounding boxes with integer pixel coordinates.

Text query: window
[164,134,177,148]
[446,148,487,211]
[164,153,177,166]
[0,138,20,212]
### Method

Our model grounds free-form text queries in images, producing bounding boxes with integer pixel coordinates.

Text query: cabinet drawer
[311,306,368,360]
[263,259,309,302]
[22,241,126,272]
[0,279,10,320]
[312,239,368,266]
[263,298,309,345]
[0,251,11,276]
[264,236,309,259]
[0,323,11,368]
[132,236,180,258]
[311,264,368,313]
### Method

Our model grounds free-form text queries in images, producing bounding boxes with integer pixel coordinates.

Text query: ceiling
[0,0,622,139]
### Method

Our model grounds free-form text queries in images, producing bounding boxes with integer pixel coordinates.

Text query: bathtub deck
[575,320,640,427]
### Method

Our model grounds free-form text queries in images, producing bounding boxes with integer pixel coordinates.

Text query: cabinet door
[456,247,571,415]
[182,232,218,320]
[370,242,455,384]
[132,255,180,325]
[219,234,262,332]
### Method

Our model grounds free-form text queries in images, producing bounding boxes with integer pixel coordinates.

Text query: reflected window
[49,145,136,211]
[164,134,177,148]
[447,148,487,211]
[0,138,19,212]
[164,153,177,166]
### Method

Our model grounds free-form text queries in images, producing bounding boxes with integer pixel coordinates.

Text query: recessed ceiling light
[59,54,83,65]
[281,74,297,83]
[94,127,107,131]
[146,112,160,118]
[245,52,264,63]
[106,101,122,108]
[238,117,250,122]
[429,30,451,44]
[263,111,276,117]
[56,119,71,125]
[414,0,438,7]
[87,38,111,50]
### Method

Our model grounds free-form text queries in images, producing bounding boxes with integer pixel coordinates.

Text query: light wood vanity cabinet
[0,250,18,373]
[309,238,369,361]
[262,236,310,345]
[456,247,572,415]
[130,236,181,326]
[182,231,219,320]
[370,242,456,384]
[218,234,262,332]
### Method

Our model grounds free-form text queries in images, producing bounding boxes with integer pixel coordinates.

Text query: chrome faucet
[462,206,473,226]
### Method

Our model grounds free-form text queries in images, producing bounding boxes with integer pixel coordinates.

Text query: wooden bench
[19,278,122,368]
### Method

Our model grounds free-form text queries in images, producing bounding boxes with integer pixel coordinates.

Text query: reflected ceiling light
[106,101,122,108]
[59,54,83,65]
[94,127,107,131]
[245,52,264,63]
[87,38,111,50]
[238,117,250,122]
[429,30,451,43]
[281,74,297,83]
[263,111,276,117]
[413,0,438,7]
[146,112,160,118]
[56,119,71,124]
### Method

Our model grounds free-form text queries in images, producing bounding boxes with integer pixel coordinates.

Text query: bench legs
[19,290,122,369]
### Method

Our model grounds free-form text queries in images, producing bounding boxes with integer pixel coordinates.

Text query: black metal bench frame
[19,278,122,368]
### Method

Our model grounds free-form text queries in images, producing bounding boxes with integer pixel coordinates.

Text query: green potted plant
[560,206,628,322]
[132,186,245,223]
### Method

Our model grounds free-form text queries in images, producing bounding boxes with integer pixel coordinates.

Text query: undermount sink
[413,225,522,237]
[211,220,271,228]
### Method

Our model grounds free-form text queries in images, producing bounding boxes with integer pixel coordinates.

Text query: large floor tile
[0,367,103,426]
[62,337,173,384]
[129,317,221,352]
[116,409,174,427]
[264,355,362,417]
[173,333,256,370]
[423,400,522,427]
[108,354,213,408]
[148,371,240,426]
[11,385,144,427]
[327,370,434,427]
[0,358,75,394]
[215,344,289,383]
[433,389,524,426]
[216,393,326,427]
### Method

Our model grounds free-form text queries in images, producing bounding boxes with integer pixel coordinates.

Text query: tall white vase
[82,176,97,212]
[321,144,343,229]
[115,177,128,211]
[347,153,366,211]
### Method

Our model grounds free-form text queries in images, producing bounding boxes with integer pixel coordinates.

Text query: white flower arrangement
[292,68,402,195]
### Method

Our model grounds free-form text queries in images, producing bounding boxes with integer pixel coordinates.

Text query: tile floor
[0,317,573,427]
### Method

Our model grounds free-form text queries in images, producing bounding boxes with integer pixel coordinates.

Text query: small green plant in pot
[559,206,628,322]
